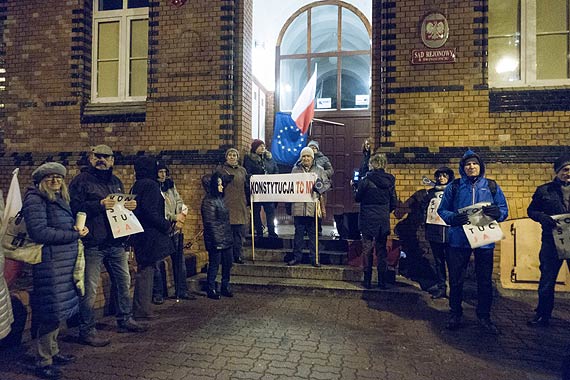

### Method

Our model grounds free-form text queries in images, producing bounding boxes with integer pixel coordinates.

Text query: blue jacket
[437,150,508,249]
[23,187,80,323]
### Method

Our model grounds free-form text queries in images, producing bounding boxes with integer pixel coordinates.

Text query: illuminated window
[489,0,570,87]
[92,0,148,102]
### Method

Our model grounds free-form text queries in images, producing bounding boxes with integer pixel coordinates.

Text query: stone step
[231,261,364,281]
[244,236,350,251]
[242,248,348,264]
[187,272,421,301]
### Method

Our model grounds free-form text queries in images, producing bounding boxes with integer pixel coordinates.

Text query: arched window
[277,2,371,112]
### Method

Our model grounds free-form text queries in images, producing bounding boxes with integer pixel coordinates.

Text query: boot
[362,271,372,289]
[377,271,387,289]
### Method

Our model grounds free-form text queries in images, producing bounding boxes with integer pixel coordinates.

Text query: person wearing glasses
[69,145,146,348]
[23,162,89,379]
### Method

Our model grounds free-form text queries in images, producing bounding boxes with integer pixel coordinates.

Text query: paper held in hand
[426,191,448,226]
[551,213,570,259]
[459,202,505,249]
[106,193,144,238]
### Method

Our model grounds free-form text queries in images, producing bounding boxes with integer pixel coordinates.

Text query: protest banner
[106,193,144,238]
[426,191,447,226]
[459,202,505,249]
[250,173,318,203]
[551,213,570,259]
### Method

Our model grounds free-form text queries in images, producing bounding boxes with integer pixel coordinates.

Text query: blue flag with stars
[270,112,308,165]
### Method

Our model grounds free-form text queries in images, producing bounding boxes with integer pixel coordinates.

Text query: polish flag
[2,168,24,287]
[291,67,317,134]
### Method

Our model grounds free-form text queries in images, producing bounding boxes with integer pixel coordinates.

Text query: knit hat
[307,140,319,150]
[251,139,265,153]
[32,162,67,184]
[225,148,239,159]
[434,166,455,183]
[300,146,314,159]
[554,154,570,173]
[157,161,169,175]
[91,144,114,156]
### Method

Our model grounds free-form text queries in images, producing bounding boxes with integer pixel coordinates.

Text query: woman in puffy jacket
[201,172,234,300]
[23,162,88,380]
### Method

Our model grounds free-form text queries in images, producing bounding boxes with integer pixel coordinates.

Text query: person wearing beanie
[423,166,455,299]
[243,139,280,237]
[527,154,570,327]
[22,162,89,379]
[130,156,175,321]
[352,153,398,288]
[69,144,145,347]
[437,149,508,335]
[287,146,331,267]
[151,162,193,304]
[215,148,249,264]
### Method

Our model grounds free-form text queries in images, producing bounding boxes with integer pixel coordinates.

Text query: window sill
[82,101,146,123]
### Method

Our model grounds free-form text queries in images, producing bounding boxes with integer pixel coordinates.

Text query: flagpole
[312,118,345,126]
[315,199,320,266]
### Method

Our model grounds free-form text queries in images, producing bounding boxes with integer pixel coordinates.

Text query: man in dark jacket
[131,156,174,320]
[244,139,279,237]
[353,153,398,288]
[527,154,570,327]
[424,167,455,299]
[438,150,508,335]
[69,145,146,347]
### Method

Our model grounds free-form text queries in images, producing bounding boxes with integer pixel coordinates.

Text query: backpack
[1,211,42,264]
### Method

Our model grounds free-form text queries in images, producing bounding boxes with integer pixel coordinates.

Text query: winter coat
[290,162,330,217]
[0,251,13,340]
[243,151,279,176]
[201,175,233,252]
[295,152,334,181]
[354,169,398,238]
[22,187,81,324]
[215,162,249,225]
[131,158,175,267]
[527,178,569,242]
[437,151,508,249]
[69,166,126,248]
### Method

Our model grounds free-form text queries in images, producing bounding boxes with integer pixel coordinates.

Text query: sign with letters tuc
[250,173,318,203]
[106,194,144,239]
[411,12,455,65]
[426,191,448,226]
[459,202,505,249]
[551,214,570,259]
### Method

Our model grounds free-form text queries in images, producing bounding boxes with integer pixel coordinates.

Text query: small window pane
[279,59,308,111]
[488,36,520,83]
[311,56,337,109]
[98,62,119,97]
[537,0,567,33]
[281,11,307,55]
[311,5,338,53]
[98,22,119,59]
[130,59,147,96]
[341,8,369,51]
[99,0,122,11]
[488,0,519,36]
[128,0,148,8]
[537,34,569,79]
[130,19,148,58]
[341,55,370,109]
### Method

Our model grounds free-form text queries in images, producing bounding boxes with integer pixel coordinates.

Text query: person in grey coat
[23,162,89,380]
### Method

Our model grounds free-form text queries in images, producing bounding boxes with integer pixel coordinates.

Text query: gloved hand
[482,205,501,220]
[538,214,557,228]
[450,213,469,226]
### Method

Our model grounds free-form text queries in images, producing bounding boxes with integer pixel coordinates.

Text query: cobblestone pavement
[1,287,569,380]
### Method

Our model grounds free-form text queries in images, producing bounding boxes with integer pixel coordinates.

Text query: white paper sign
[355,94,369,106]
[106,193,144,239]
[250,173,317,203]
[426,191,448,226]
[551,213,570,259]
[459,202,505,248]
[316,98,331,109]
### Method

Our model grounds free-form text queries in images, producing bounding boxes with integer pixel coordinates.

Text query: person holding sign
[23,162,89,380]
[527,154,570,327]
[352,153,398,288]
[438,150,508,335]
[423,167,455,299]
[287,147,331,267]
[69,145,146,347]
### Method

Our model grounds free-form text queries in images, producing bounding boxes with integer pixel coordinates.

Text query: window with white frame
[489,0,570,87]
[92,0,149,102]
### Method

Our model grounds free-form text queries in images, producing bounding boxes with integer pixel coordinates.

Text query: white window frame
[92,2,148,103]
[489,0,570,88]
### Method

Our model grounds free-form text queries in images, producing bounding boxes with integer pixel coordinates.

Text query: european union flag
[270,112,308,165]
